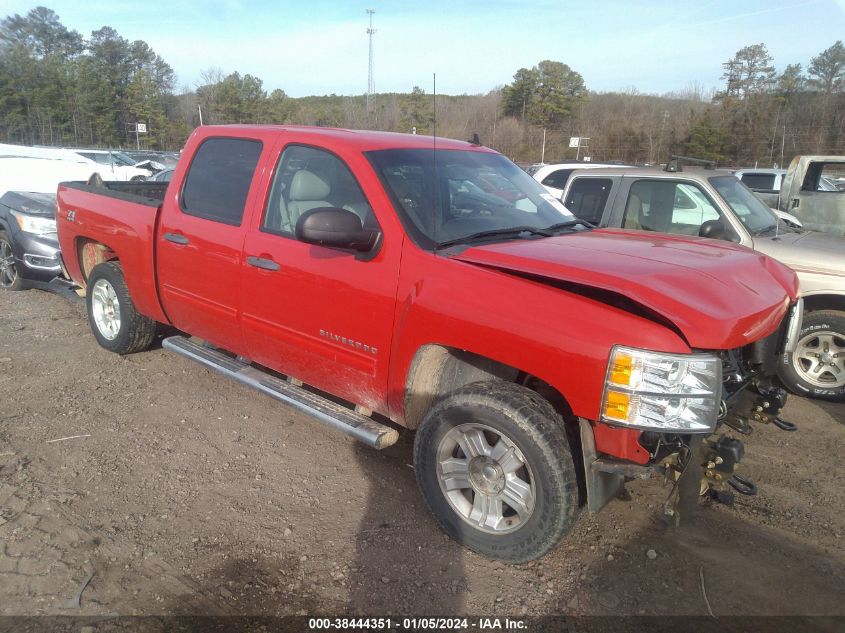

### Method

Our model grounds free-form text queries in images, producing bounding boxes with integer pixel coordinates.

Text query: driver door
[240,143,401,414]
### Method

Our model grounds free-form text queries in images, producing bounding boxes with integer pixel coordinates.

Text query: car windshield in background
[709,175,778,235]
[113,152,138,166]
[367,149,577,249]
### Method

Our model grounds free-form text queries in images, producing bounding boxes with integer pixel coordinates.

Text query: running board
[162,336,399,449]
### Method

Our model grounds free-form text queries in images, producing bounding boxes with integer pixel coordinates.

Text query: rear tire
[86,261,156,354]
[0,231,24,291]
[414,381,580,563]
[779,310,845,401]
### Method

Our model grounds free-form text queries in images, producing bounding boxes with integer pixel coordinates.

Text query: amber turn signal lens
[609,352,633,386]
[604,390,630,420]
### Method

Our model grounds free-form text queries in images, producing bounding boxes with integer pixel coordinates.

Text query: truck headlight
[601,346,721,433]
[11,210,57,236]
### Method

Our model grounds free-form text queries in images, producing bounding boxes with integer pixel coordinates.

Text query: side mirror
[295,207,380,253]
[699,219,727,240]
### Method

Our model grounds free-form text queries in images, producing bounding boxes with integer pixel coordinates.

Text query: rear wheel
[414,381,580,563]
[779,310,845,401]
[86,261,157,354]
[0,232,24,291]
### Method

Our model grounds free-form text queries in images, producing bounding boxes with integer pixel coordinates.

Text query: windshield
[709,175,778,235]
[112,152,138,166]
[367,149,576,248]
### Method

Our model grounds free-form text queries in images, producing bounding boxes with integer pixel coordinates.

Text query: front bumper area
[9,226,62,283]
[582,300,802,518]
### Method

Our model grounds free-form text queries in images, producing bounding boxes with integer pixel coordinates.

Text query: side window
[263,145,375,236]
[623,180,725,237]
[739,173,776,191]
[181,137,262,226]
[541,169,573,190]
[563,178,612,224]
[816,163,845,192]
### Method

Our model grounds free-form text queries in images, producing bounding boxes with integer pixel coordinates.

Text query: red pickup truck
[57,125,801,562]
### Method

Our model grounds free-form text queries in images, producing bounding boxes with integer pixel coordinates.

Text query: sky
[3,0,845,97]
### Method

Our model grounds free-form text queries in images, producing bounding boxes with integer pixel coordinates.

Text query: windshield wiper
[435,226,553,250]
[751,224,779,237]
[544,219,595,231]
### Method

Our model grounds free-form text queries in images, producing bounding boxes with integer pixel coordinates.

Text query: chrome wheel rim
[793,330,845,389]
[436,423,535,534]
[0,240,18,288]
[91,278,121,340]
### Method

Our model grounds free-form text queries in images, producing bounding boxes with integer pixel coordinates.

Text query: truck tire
[779,310,845,401]
[86,261,157,355]
[414,381,580,563]
[0,231,24,291]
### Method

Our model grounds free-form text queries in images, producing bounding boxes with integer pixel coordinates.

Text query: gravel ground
[0,287,843,617]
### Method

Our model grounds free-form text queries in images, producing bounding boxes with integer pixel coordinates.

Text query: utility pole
[366,9,376,113]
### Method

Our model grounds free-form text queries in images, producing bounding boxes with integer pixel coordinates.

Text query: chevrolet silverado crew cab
[558,163,845,402]
[57,126,800,562]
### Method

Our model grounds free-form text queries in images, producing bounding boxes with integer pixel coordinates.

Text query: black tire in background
[779,310,845,402]
[414,381,581,563]
[85,261,157,355]
[0,231,24,291]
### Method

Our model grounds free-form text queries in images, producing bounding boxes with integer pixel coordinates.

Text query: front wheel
[0,231,24,291]
[86,261,157,354]
[779,310,845,401]
[414,381,581,563]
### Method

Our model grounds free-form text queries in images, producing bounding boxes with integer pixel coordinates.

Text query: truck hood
[449,228,798,350]
[754,230,845,275]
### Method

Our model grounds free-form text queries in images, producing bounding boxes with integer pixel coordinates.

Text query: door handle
[791,198,800,209]
[247,256,280,271]
[163,232,189,245]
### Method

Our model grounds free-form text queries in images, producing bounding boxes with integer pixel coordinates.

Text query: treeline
[2,6,844,167]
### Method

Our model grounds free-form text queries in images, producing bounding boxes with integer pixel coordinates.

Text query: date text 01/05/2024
[307,617,527,630]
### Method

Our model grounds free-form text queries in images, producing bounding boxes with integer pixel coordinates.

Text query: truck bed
[59,180,168,207]
[56,179,168,323]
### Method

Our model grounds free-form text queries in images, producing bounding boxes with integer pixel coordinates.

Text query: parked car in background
[57,125,800,561]
[739,156,845,235]
[532,161,634,200]
[0,154,99,199]
[558,165,845,401]
[734,168,787,195]
[0,191,60,291]
[125,151,180,169]
[72,149,151,181]
[146,168,174,182]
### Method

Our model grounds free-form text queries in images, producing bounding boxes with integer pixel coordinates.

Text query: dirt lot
[0,287,844,618]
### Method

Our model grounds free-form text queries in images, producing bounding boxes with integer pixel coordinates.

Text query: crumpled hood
[450,228,799,350]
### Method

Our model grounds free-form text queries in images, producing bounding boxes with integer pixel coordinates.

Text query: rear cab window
[180,137,263,225]
[739,173,777,191]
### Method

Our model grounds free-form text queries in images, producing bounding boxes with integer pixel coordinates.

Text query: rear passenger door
[157,136,265,354]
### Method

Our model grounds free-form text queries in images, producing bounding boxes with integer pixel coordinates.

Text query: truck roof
[197,124,492,153]
[561,166,735,180]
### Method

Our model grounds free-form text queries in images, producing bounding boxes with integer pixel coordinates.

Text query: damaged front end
[585,298,803,521]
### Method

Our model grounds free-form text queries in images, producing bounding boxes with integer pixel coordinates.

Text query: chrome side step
[162,335,399,449]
